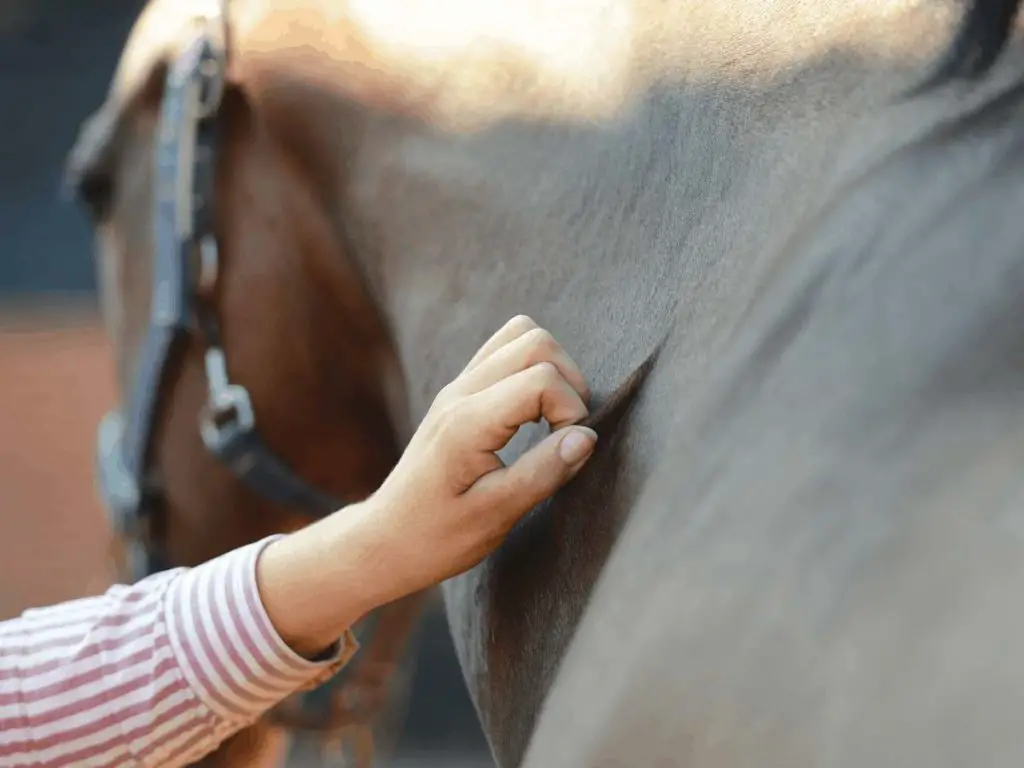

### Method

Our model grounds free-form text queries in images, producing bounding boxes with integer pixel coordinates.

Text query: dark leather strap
[96,21,343,581]
[90,3,404,740]
[204,418,343,512]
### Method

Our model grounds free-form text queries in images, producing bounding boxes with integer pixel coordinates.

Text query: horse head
[65,0,421,763]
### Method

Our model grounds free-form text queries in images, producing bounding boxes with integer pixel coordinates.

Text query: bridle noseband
[95,7,342,583]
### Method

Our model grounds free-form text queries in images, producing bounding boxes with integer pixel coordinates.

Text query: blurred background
[0,1,493,765]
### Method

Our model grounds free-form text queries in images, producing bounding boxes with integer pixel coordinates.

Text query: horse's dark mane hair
[922,0,1023,89]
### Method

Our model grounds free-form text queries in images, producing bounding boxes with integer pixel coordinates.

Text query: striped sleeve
[0,535,359,768]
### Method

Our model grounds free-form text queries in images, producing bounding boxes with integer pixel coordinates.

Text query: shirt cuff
[163,535,359,726]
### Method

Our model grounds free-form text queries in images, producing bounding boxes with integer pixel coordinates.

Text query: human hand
[358,315,597,603]
[258,316,597,655]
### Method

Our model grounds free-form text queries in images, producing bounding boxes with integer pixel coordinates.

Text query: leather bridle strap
[96,8,342,582]
[92,5,421,743]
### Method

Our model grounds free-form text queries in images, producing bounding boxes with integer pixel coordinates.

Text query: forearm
[256,500,394,658]
[0,538,355,768]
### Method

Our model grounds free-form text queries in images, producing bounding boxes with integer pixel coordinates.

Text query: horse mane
[919,0,1023,89]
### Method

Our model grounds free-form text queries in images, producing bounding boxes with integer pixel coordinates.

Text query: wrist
[256,502,386,658]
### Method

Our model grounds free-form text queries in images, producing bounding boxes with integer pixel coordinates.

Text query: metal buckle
[197,232,219,297]
[194,21,227,119]
[199,347,256,456]
[199,383,256,455]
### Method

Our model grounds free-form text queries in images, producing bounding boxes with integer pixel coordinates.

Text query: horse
[66,0,1024,765]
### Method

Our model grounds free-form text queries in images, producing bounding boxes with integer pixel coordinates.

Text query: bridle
[95,5,344,582]
[90,4,423,752]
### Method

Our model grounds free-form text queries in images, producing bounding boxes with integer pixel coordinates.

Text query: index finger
[464,362,590,453]
[461,315,539,374]
[453,326,590,404]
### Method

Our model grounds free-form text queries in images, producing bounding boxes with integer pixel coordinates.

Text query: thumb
[469,426,598,520]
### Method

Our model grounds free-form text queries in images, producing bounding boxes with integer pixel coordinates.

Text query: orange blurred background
[0,309,116,618]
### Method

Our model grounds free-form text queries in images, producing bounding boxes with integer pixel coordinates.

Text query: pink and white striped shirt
[0,536,358,767]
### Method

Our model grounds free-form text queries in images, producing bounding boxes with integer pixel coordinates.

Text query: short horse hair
[923,0,1023,88]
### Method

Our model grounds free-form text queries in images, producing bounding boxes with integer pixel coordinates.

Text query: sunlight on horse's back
[229,0,959,131]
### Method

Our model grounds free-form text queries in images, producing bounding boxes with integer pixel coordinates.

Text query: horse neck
[319,83,935,414]
[231,1,959,412]
[233,3,970,764]
[229,1,970,564]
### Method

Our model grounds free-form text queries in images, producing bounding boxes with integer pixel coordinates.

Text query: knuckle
[523,327,559,358]
[529,360,561,388]
[434,383,453,405]
[429,400,462,439]
[507,314,538,334]
[433,379,462,407]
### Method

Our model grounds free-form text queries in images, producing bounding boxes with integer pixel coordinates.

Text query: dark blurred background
[0,2,492,764]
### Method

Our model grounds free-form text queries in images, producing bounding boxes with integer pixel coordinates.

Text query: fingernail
[559,427,597,465]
